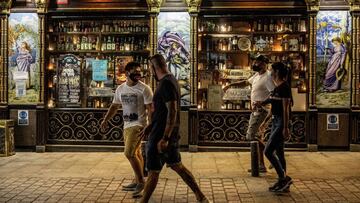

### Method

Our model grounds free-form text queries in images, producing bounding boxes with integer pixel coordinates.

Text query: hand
[157,139,168,153]
[139,125,152,139]
[100,120,108,131]
[259,123,266,134]
[283,128,290,140]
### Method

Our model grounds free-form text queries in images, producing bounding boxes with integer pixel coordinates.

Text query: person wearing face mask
[101,61,153,198]
[223,55,275,173]
[138,54,209,203]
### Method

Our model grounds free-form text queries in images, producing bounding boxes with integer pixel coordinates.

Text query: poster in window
[92,60,107,81]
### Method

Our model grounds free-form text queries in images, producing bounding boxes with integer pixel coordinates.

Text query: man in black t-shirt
[139,54,209,203]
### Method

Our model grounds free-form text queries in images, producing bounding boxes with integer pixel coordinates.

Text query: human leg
[139,171,160,203]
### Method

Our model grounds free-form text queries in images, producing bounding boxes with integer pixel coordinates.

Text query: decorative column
[0,0,11,119]
[36,0,47,105]
[350,0,360,109]
[186,0,201,105]
[349,0,360,151]
[146,0,162,90]
[35,0,48,152]
[305,0,320,151]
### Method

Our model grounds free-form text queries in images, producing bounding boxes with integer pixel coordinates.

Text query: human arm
[139,103,153,139]
[157,100,177,153]
[100,103,120,130]
[223,80,250,91]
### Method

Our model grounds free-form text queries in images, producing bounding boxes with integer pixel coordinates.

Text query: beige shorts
[246,107,270,141]
[123,125,143,157]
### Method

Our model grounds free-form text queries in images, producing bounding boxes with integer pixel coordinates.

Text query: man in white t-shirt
[101,61,153,197]
[224,55,275,172]
[246,55,275,172]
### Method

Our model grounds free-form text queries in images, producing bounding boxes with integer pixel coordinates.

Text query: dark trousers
[264,115,286,179]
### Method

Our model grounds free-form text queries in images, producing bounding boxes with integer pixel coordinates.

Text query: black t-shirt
[150,74,180,143]
[270,82,292,116]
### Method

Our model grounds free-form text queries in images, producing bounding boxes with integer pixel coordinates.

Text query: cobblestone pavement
[0,152,360,203]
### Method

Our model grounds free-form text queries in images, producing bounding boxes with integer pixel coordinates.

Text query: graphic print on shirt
[121,93,138,122]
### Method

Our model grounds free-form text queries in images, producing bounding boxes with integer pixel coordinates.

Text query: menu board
[57,54,81,107]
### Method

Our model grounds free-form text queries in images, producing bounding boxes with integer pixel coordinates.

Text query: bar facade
[0,0,359,152]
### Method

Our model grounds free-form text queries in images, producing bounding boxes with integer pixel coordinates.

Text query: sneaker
[122,182,137,191]
[268,180,281,192]
[274,176,293,192]
[132,183,144,198]
[247,166,267,173]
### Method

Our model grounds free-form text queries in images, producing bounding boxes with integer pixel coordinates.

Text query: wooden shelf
[199,31,307,36]
[49,32,149,36]
[48,50,150,54]
[199,50,306,54]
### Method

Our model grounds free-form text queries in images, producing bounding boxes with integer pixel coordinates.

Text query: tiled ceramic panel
[8,13,39,104]
[157,12,191,106]
[316,11,351,108]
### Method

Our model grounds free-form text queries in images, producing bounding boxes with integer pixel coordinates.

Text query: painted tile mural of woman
[158,12,191,106]
[323,37,346,92]
[316,11,351,108]
[8,13,39,104]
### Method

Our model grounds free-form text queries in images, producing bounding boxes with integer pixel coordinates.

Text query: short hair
[271,62,288,80]
[125,61,141,72]
[255,55,270,64]
[150,54,166,69]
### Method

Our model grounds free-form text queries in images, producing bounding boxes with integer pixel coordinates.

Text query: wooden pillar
[305,0,320,151]
[349,0,360,151]
[350,1,360,109]
[146,0,162,90]
[35,0,48,152]
[186,0,201,105]
[0,1,11,119]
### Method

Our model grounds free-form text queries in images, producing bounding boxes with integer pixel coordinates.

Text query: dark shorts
[145,139,182,172]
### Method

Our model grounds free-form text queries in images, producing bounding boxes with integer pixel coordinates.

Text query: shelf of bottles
[47,18,150,109]
[197,16,308,110]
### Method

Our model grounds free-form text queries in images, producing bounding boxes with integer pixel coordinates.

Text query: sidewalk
[0,152,360,202]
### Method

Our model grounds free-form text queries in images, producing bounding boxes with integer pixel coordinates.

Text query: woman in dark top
[260,62,293,192]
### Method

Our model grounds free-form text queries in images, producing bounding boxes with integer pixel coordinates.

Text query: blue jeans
[264,115,286,179]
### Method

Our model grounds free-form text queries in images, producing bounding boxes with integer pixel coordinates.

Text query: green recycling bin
[0,120,16,157]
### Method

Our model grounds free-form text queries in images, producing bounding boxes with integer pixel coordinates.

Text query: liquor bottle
[81,36,85,50]
[253,20,257,32]
[227,38,232,51]
[232,36,238,50]
[269,36,274,51]
[101,37,106,51]
[115,37,120,51]
[107,36,112,50]
[111,37,116,50]
[120,37,125,51]
[92,37,96,50]
[265,36,269,51]
[257,19,262,31]
[201,93,207,109]
[269,19,274,32]
[88,36,92,50]
[263,19,268,32]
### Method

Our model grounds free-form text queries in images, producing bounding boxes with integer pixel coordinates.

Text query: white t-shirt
[113,81,153,129]
[248,71,275,102]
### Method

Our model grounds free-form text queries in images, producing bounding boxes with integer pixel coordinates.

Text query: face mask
[252,65,262,72]
[129,73,141,82]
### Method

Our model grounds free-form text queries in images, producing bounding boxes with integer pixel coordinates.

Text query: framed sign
[57,54,81,107]
[18,110,29,126]
[327,114,339,131]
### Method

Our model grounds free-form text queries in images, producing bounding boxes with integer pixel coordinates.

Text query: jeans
[264,115,286,179]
